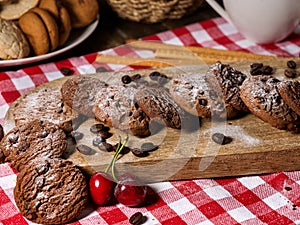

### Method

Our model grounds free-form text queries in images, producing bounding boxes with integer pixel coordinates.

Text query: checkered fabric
[1,17,300,225]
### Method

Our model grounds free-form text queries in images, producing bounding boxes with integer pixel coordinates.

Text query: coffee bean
[250,63,263,69]
[113,144,130,154]
[71,131,83,140]
[121,75,132,84]
[250,67,262,75]
[60,67,74,76]
[76,144,96,155]
[262,65,273,75]
[90,124,105,133]
[98,130,112,139]
[131,148,149,157]
[212,133,232,145]
[98,142,113,152]
[287,60,297,69]
[0,124,4,142]
[131,74,142,81]
[92,136,105,146]
[149,71,161,80]
[284,69,297,78]
[141,142,158,152]
[129,212,147,225]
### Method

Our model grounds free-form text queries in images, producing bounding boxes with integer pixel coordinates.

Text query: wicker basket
[106,0,206,23]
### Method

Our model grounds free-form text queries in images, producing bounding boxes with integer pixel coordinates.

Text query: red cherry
[89,172,115,205]
[114,173,147,207]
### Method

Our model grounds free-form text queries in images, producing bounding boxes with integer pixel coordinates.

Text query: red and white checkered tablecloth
[1,17,300,225]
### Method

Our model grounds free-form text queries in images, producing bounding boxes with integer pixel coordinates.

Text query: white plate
[0,16,99,67]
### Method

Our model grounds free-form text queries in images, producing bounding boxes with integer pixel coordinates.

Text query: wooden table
[1,1,219,72]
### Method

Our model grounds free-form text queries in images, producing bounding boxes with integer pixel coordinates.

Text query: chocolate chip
[250,63,263,69]
[284,69,297,78]
[60,67,74,76]
[90,124,105,133]
[76,144,96,155]
[287,60,297,69]
[199,98,208,106]
[131,148,149,157]
[0,124,3,142]
[141,142,158,152]
[8,134,18,144]
[129,212,147,225]
[149,71,161,80]
[41,131,49,138]
[212,133,232,145]
[121,75,132,84]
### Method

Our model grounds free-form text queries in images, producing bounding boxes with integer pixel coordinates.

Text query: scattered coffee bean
[141,142,158,152]
[92,136,105,146]
[131,74,142,81]
[60,67,74,76]
[121,75,132,84]
[98,130,112,139]
[113,143,130,154]
[287,60,297,69]
[98,142,113,152]
[284,186,292,191]
[284,69,297,78]
[212,133,232,145]
[76,144,96,155]
[129,212,147,225]
[250,63,263,70]
[149,71,161,81]
[131,148,149,157]
[96,67,109,73]
[0,124,4,142]
[90,124,105,133]
[262,65,273,75]
[71,131,83,140]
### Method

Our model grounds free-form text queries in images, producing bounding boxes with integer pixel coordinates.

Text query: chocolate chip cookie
[206,61,249,118]
[135,85,186,129]
[0,119,67,171]
[61,75,107,118]
[240,76,300,131]
[14,87,76,132]
[14,158,88,224]
[93,84,151,137]
[277,80,300,116]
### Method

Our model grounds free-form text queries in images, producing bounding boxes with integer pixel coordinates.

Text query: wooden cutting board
[4,57,300,182]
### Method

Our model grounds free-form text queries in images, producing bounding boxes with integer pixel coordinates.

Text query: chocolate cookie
[240,76,300,131]
[135,85,186,129]
[277,80,300,116]
[14,87,76,132]
[206,61,249,117]
[93,85,151,137]
[61,75,107,118]
[14,158,88,224]
[0,119,67,171]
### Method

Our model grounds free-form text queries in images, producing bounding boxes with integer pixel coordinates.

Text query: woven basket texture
[106,0,205,23]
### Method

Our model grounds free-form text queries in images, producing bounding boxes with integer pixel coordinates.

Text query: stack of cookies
[0,0,99,59]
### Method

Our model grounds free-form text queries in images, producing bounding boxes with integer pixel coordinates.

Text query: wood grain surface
[4,57,300,182]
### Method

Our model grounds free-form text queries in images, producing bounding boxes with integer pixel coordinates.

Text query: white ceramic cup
[206,0,300,44]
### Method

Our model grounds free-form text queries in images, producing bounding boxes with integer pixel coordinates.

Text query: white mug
[206,0,300,44]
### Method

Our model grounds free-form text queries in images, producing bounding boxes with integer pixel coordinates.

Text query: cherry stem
[104,135,128,182]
